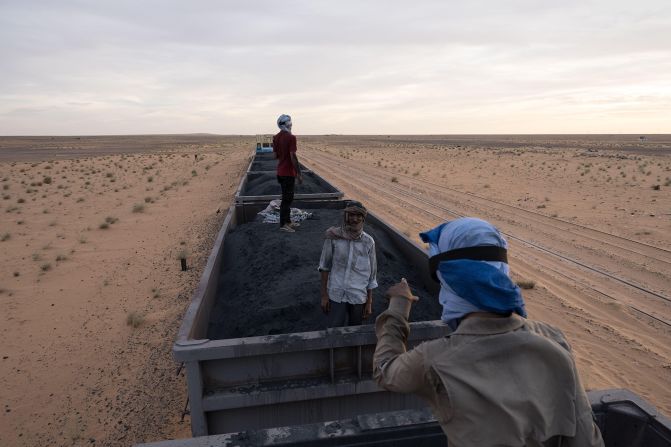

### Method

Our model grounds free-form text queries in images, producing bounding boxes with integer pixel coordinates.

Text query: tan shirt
[374,310,604,447]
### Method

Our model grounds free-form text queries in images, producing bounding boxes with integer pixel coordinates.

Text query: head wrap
[325,201,367,240]
[277,114,292,133]
[419,217,526,329]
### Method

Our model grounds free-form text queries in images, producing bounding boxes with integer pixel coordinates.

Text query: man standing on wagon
[273,114,303,233]
[318,201,378,327]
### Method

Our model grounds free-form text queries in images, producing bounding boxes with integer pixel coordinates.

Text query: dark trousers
[328,300,364,328]
[277,175,295,226]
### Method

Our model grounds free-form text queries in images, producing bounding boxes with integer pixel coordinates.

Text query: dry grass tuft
[516,280,536,290]
[126,311,145,328]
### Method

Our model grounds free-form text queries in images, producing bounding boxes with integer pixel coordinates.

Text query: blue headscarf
[277,114,292,133]
[419,218,526,329]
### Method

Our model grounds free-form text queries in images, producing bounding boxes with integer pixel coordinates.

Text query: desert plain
[1,134,670,446]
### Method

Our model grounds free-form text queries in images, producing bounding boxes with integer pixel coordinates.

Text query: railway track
[302,151,671,329]
[307,150,671,268]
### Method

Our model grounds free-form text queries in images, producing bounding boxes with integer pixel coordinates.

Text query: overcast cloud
[1,0,669,135]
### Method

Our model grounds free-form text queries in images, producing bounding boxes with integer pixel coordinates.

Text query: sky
[1,0,670,135]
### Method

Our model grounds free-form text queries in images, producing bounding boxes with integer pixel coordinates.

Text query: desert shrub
[126,311,145,328]
[132,203,145,213]
[516,280,536,289]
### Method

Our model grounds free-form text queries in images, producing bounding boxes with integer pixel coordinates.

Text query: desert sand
[0,135,251,446]
[1,134,670,446]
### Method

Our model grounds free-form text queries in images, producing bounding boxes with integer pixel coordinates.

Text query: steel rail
[303,154,671,311]
[309,150,671,261]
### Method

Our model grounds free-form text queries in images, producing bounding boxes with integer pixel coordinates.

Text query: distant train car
[255,134,273,153]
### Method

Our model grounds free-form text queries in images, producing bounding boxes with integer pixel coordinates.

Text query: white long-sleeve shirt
[318,232,378,305]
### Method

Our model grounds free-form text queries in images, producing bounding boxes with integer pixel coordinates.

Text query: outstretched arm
[373,279,427,393]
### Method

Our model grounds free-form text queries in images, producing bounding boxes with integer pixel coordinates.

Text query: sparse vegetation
[1,232,10,241]
[132,203,145,213]
[126,311,145,328]
[516,280,536,290]
[40,262,52,272]
[391,176,398,183]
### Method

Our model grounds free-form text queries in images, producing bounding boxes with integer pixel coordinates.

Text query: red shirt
[273,130,297,177]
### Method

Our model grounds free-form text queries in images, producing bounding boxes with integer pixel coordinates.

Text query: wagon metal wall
[234,154,343,203]
[173,199,442,436]
[138,389,671,446]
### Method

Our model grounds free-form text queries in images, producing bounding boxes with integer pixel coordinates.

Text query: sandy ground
[1,134,670,445]
[0,136,251,446]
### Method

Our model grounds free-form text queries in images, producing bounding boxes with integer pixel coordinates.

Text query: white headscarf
[277,114,292,133]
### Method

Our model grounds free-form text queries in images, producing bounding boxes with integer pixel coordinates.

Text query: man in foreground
[273,114,303,233]
[374,217,604,446]
[318,201,377,327]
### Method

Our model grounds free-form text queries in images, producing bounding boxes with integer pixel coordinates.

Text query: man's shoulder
[361,231,375,244]
[524,319,571,351]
